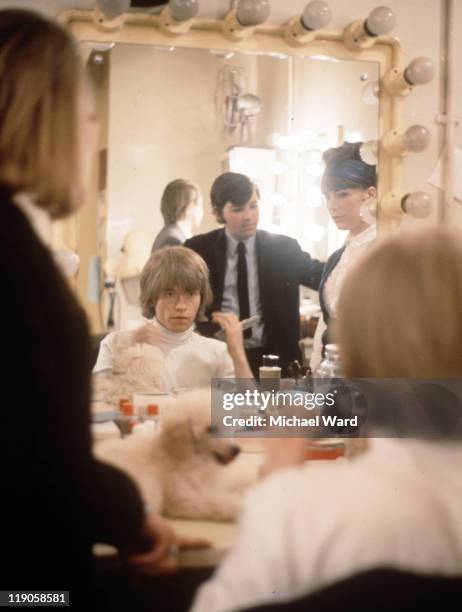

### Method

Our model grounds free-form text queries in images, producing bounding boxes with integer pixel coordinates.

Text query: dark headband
[324,159,376,188]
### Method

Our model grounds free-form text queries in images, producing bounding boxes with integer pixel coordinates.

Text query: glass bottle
[259,354,281,392]
[313,344,343,378]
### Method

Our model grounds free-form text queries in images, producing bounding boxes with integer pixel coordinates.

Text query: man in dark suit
[185,172,324,376]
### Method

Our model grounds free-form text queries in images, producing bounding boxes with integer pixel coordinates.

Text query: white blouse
[94,317,235,392]
[310,224,376,371]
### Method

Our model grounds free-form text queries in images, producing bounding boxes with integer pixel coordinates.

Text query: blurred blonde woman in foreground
[192,228,462,612]
[0,9,205,607]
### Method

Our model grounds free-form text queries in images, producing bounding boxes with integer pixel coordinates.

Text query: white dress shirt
[221,231,264,348]
[94,317,235,392]
[192,438,462,612]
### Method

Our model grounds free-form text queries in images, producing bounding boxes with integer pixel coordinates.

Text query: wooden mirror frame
[58,8,406,330]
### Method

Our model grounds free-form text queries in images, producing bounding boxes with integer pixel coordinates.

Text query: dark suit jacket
[0,188,146,606]
[185,229,324,374]
[318,245,346,355]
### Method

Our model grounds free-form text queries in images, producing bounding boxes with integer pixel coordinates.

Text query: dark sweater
[0,188,146,607]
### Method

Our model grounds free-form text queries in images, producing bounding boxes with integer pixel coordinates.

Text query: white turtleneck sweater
[93,317,235,392]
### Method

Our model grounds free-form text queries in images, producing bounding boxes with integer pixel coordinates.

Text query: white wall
[107,45,262,257]
[107,45,379,262]
[448,0,462,228]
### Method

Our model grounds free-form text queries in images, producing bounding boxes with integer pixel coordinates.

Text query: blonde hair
[336,228,462,378]
[140,246,213,320]
[0,9,83,218]
[161,179,199,225]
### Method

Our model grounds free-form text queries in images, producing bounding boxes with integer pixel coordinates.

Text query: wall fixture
[160,0,199,37]
[284,1,332,47]
[382,125,431,157]
[223,0,271,41]
[381,190,432,220]
[94,0,130,31]
[382,56,435,96]
[344,6,395,50]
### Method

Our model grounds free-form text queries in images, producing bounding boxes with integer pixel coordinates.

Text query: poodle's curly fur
[94,389,256,521]
[94,343,165,405]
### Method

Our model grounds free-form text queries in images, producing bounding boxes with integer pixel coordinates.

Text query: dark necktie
[237,241,252,339]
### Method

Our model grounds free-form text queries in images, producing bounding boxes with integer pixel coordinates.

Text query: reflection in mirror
[83,41,378,269]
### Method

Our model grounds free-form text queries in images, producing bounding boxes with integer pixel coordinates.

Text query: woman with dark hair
[0,9,203,605]
[310,141,377,370]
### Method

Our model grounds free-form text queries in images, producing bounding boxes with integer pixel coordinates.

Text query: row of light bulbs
[267,136,433,221]
[96,1,435,96]
[95,1,434,221]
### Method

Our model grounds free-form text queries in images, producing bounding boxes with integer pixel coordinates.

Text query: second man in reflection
[185,171,324,376]
[152,178,203,251]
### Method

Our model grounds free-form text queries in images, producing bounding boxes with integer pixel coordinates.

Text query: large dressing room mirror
[61,9,401,332]
[86,42,379,262]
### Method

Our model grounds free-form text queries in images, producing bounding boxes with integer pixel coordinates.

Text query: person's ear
[212,207,224,224]
[365,186,377,200]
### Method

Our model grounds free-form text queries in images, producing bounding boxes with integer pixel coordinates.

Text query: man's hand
[211,312,245,360]
[127,515,210,576]
[130,323,161,347]
[212,311,254,379]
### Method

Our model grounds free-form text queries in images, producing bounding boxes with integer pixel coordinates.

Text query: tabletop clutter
[91,345,363,460]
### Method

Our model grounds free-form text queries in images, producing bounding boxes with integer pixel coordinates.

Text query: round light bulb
[275,134,291,150]
[306,185,322,208]
[402,191,432,219]
[307,149,323,163]
[365,6,396,36]
[96,0,130,19]
[271,160,288,175]
[301,1,332,31]
[169,0,199,22]
[403,125,431,153]
[404,57,435,86]
[306,223,325,242]
[306,162,324,177]
[93,53,104,65]
[270,192,287,207]
[236,0,271,27]
[359,140,378,165]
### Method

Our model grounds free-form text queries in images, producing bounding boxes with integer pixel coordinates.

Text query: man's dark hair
[210,172,257,223]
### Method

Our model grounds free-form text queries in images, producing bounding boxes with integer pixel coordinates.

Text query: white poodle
[93,343,165,406]
[94,389,256,521]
